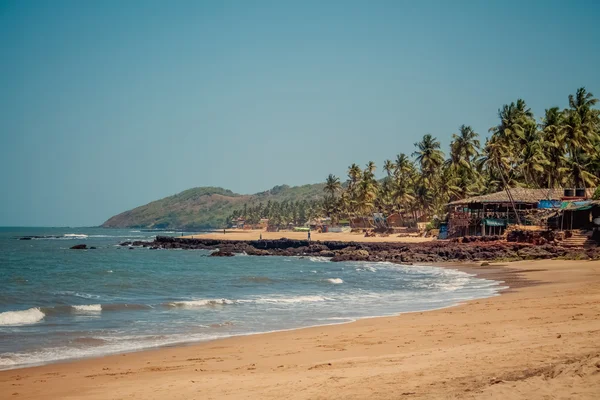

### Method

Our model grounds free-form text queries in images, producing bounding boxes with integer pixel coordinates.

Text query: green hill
[101,184,326,229]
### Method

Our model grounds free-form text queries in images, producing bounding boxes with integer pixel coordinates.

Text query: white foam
[308,256,331,263]
[247,295,332,304]
[54,291,100,299]
[64,234,88,239]
[168,299,235,308]
[72,305,102,312]
[0,308,45,326]
[356,265,377,272]
[327,278,344,284]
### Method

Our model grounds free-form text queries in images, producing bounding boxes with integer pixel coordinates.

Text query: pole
[494,159,521,226]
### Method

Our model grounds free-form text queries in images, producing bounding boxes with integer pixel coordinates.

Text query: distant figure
[223,229,226,234]
[260,233,262,240]
[308,231,311,242]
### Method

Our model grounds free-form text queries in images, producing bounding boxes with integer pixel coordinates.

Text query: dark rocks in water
[129,247,134,250]
[210,250,235,257]
[137,235,592,264]
[70,244,87,250]
[89,246,97,249]
[245,247,271,256]
[19,237,32,240]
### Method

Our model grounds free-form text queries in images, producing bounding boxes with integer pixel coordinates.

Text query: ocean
[0,227,505,370]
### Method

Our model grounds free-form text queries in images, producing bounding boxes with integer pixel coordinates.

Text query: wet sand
[1,259,599,399]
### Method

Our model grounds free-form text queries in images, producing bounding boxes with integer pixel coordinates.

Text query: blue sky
[1,0,599,227]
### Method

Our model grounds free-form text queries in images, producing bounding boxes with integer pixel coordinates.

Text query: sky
[1,0,599,227]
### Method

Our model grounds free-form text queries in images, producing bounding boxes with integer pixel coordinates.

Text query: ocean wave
[308,256,331,263]
[166,299,236,308]
[0,332,225,370]
[54,291,100,300]
[71,304,102,312]
[326,278,344,284]
[40,303,152,316]
[64,234,88,239]
[245,295,332,304]
[355,265,377,272]
[0,308,45,326]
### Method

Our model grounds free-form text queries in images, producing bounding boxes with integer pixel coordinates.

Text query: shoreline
[0,261,508,372]
[5,260,597,399]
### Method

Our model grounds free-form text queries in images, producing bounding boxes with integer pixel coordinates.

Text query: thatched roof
[448,188,565,206]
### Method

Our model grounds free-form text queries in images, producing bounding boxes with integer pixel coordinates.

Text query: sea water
[0,227,505,369]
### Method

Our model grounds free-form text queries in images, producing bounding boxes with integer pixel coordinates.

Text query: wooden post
[482,204,486,236]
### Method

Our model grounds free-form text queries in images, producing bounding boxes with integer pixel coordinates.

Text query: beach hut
[386,213,404,228]
[447,188,566,238]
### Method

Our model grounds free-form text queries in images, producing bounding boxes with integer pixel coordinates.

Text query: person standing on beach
[260,233,262,240]
[308,230,311,242]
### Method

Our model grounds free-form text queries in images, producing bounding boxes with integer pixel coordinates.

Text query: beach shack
[447,188,566,238]
[386,213,404,228]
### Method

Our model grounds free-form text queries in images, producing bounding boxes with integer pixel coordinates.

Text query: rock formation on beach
[119,236,598,264]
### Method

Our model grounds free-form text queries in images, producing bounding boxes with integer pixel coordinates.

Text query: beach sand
[183,229,435,243]
[2,259,599,399]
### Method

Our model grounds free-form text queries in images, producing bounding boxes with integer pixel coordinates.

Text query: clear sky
[1,0,599,227]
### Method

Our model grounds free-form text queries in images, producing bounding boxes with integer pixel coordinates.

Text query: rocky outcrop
[70,244,87,250]
[114,236,598,264]
[210,250,235,257]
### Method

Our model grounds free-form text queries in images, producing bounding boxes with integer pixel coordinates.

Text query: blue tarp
[538,200,562,209]
[483,218,506,227]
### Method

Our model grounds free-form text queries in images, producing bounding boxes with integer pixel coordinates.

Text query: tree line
[230,87,599,228]
[322,87,600,226]
[227,199,322,228]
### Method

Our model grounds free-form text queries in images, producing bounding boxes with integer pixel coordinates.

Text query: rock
[517,246,553,260]
[129,247,134,250]
[89,246,97,249]
[70,244,87,250]
[210,250,235,257]
[556,334,562,338]
[318,250,335,257]
[480,262,490,266]
[245,247,270,256]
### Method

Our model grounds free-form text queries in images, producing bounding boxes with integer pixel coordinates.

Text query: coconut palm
[539,107,566,187]
[412,134,444,185]
[451,125,480,166]
[324,174,341,198]
[517,123,549,187]
[383,159,395,178]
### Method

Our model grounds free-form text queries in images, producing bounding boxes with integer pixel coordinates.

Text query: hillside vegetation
[101,184,325,229]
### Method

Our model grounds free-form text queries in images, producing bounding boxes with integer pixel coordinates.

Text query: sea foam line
[0,308,45,326]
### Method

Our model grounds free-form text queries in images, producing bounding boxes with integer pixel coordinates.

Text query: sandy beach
[1,259,599,399]
[184,229,435,243]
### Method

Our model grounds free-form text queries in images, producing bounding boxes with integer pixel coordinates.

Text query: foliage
[317,87,600,226]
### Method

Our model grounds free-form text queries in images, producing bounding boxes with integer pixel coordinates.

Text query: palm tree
[562,89,600,188]
[539,107,566,188]
[412,134,445,185]
[451,125,480,165]
[569,87,598,120]
[347,163,362,190]
[517,123,549,187]
[383,159,395,178]
[324,174,341,198]
[394,153,413,181]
